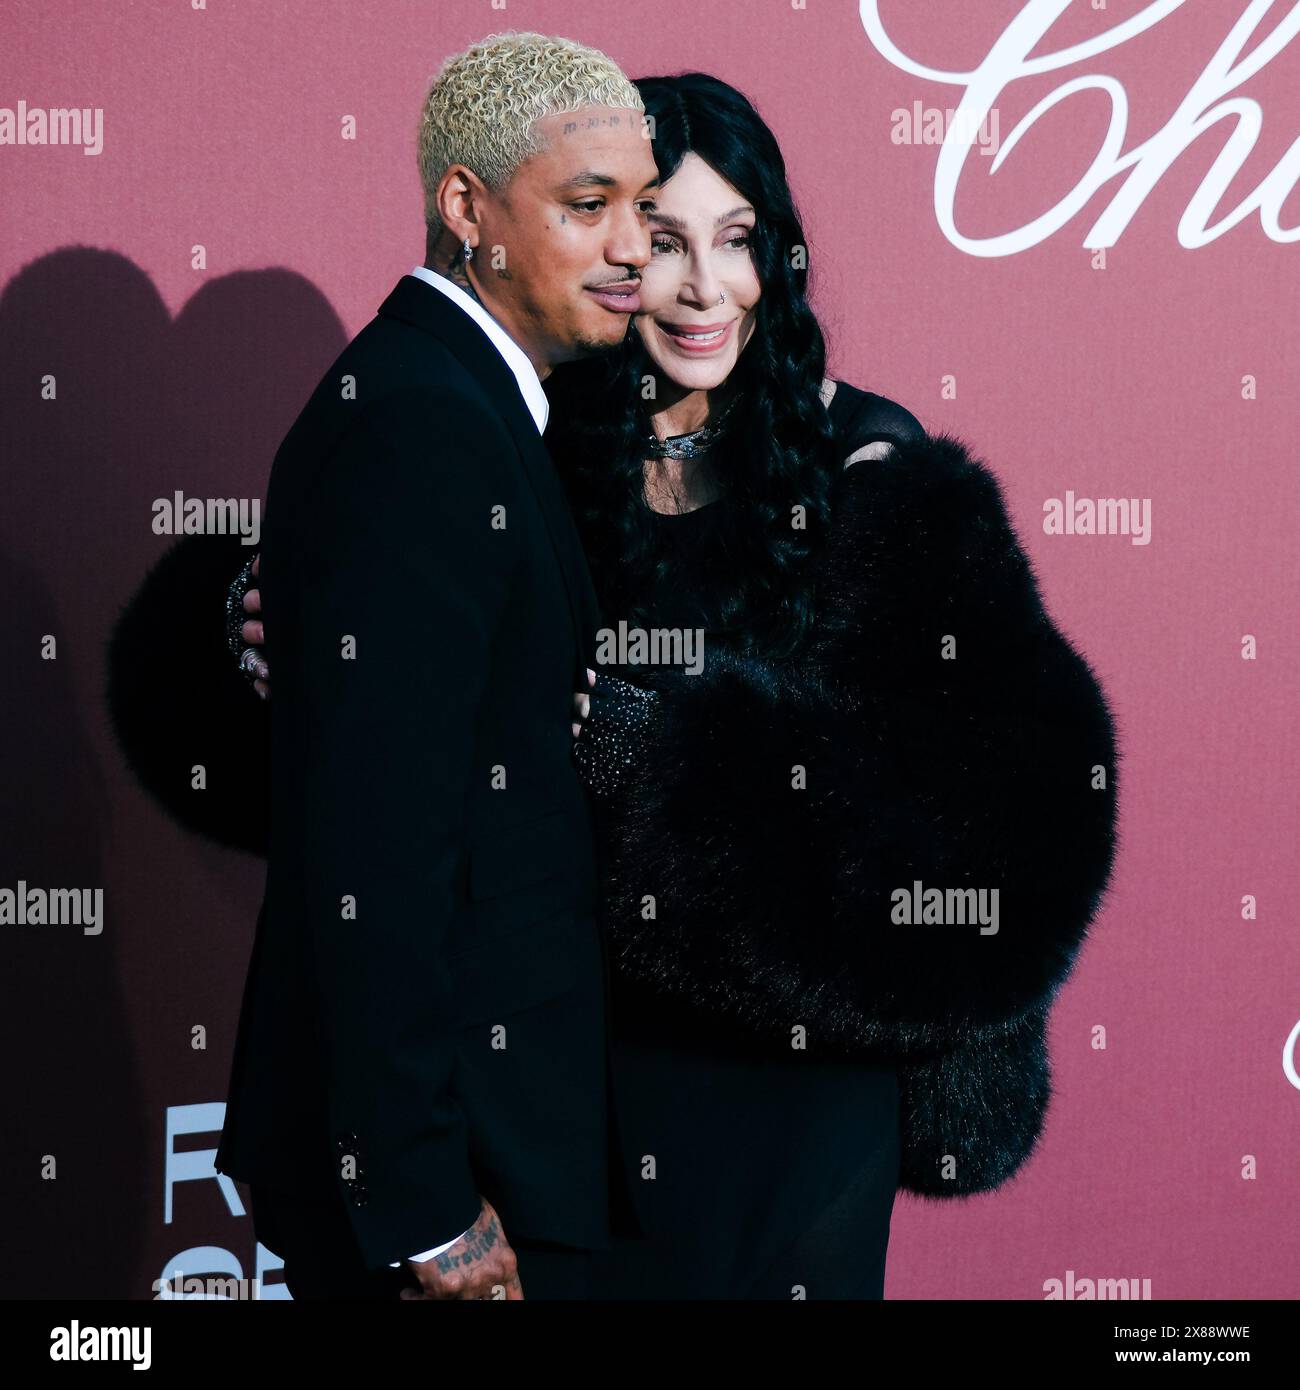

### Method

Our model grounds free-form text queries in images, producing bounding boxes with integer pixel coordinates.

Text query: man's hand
[397,1198,523,1301]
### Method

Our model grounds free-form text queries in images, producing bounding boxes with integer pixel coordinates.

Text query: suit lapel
[377,275,602,679]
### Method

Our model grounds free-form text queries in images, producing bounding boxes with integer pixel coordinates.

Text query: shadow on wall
[0,247,345,1296]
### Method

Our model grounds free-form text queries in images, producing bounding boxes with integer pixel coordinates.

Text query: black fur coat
[107,429,1120,1203]
[578,430,1121,1199]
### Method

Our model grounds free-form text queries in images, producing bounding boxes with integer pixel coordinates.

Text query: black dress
[584,381,923,1300]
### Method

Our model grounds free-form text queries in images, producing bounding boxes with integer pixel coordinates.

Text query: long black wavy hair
[544,72,842,659]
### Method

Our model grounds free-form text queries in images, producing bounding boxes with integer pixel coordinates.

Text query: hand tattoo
[433,1214,501,1274]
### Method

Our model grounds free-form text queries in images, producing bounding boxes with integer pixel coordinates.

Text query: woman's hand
[229,594,608,726]
[572,667,595,739]
[226,552,270,698]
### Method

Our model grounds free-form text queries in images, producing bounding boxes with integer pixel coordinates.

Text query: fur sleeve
[896,1000,1052,1197]
[595,430,1121,1062]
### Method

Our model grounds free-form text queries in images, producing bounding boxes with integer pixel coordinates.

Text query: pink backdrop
[2,0,1297,1299]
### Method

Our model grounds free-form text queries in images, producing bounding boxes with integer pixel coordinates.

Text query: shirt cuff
[387,1224,474,1268]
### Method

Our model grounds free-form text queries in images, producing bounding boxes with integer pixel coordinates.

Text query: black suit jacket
[213,274,619,1270]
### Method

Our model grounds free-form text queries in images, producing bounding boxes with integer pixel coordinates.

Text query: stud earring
[718,291,726,304]
[462,238,474,262]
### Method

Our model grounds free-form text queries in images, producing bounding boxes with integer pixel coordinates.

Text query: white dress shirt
[407,264,548,434]
[388,265,547,1268]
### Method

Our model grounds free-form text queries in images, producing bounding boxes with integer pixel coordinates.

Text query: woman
[111,74,1120,1299]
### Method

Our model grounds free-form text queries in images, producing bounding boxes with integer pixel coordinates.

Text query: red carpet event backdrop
[2,0,1297,1299]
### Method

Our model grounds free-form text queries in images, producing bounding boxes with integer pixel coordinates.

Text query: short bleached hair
[418,31,645,246]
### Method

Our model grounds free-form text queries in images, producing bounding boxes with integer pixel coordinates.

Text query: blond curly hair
[418,31,645,247]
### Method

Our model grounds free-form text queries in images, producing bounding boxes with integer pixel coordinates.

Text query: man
[212,31,659,1300]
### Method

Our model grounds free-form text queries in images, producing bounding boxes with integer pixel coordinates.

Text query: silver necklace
[646,395,741,461]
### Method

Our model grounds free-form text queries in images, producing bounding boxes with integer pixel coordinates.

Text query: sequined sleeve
[572,674,663,799]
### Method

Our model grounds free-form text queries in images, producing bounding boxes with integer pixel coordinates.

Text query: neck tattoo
[443,254,484,307]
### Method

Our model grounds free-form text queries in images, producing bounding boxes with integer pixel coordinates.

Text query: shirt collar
[408,265,549,435]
